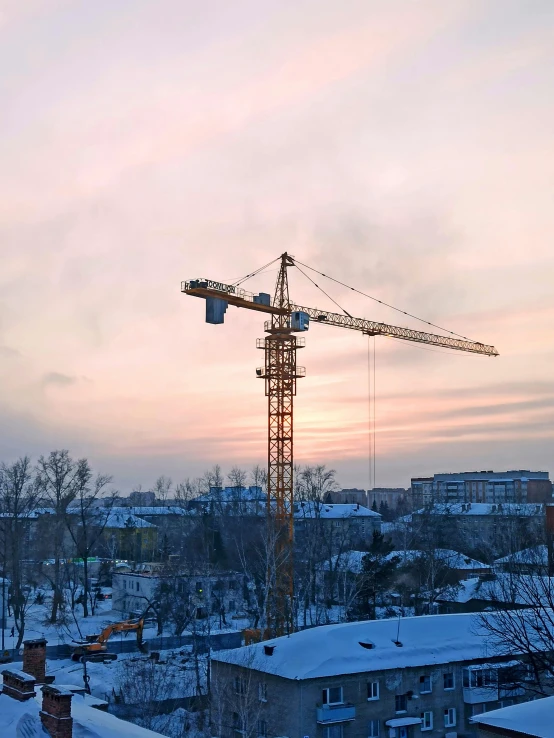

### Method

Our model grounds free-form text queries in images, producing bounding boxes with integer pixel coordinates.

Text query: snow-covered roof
[319,549,489,574]
[495,546,548,566]
[386,549,490,570]
[0,689,166,737]
[413,503,544,516]
[103,512,157,529]
[294,502,381,519]
[471,694,554,737]
[109,506,189,516]
[436,574,554,605]
[213,612,524,680]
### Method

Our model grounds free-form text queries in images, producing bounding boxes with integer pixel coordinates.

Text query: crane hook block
[291,311,310,332]
[206,296,228,324]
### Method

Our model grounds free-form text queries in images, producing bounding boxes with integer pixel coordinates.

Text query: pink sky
[1,0,553,491]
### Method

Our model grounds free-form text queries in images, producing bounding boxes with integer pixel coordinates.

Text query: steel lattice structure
[182,253,498,637]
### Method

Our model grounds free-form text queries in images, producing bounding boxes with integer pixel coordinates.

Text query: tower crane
[182,253,498,637]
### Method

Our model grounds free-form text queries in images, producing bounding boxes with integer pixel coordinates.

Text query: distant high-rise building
[411,470,552,507]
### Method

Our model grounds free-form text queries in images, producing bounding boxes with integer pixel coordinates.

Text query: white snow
[495,546,548,566]
[0,689,166,737]
[294,502,381,519]
[471,695,554,737]
[319,549,489,575]
[414,503,543,517]
[213,612,527,680]
[437,574,554,605]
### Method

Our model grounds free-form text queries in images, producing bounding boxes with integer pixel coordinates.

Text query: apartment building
[411,472,551,507]
[411,503,545,557]
[212,613,546,738]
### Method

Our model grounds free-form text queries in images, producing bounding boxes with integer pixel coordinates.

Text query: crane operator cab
[291,311,310,331]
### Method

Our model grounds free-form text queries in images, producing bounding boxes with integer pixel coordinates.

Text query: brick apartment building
[211,613,547,738]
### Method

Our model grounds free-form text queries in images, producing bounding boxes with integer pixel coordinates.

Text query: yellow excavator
[71,618,147,661]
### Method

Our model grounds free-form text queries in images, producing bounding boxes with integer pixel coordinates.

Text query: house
[471,695,554,737]
[211,612,551,738]
[435,574,554,614]
[0,638,165,738]
[112,565,246,619]
[494,546,548,575]
[293,502,381,549]
[100,511,158,561]
[316,549,490,609]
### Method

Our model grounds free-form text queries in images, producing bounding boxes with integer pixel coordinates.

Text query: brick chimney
[40,685,73,738]
[1,668,36,701]
[23,638,47,683]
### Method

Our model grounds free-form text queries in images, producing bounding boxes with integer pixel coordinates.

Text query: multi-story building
[293,502,381,550]
[212,613,547,738]
[112,565,246,619]
[411,503,545,557]
[411,471,552,507]
[330,489,409,512]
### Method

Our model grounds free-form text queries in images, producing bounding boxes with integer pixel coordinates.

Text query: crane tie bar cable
[231,256,282,287]
[293,262,353,318]
[293,257,476,342]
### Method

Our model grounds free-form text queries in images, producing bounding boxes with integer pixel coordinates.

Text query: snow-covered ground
[0,586,248,651]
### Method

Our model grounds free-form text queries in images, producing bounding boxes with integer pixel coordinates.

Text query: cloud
[0,345,20,358]
[42,371,78,388]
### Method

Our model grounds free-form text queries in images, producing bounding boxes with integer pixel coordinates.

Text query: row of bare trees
[0,451,115,645]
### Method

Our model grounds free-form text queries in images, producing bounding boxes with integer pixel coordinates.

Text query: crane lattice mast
[181,253,498,637]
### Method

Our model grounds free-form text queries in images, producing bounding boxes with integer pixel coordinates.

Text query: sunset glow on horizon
[1,1,553,491]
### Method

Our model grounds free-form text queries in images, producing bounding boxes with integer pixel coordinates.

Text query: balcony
[316,704,356,724]
[463,686,498,704]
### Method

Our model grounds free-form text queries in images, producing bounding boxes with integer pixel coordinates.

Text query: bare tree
[477,557,554,696]
[299,465,338,502]
[154,475,173,507]
[36,450,79,622]
[0,457,39,647]
[64,458,113,617]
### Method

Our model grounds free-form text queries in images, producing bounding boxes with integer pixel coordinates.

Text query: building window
[419,675,431,694]
[421,712,433,731]
[324,726,343,738]
[443,672,454,690]
[367,681,379,701]
[444,708,456,728]
[136,581,140,591]
[123,580,127,589]
[258,682,267,702]
[395,694,407,713]
[322,687,343,705]
[232,712,245,734]
[229,600,236,612]
[368,719,380,737]
[257,719,267,737]
[234,677,246,695]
